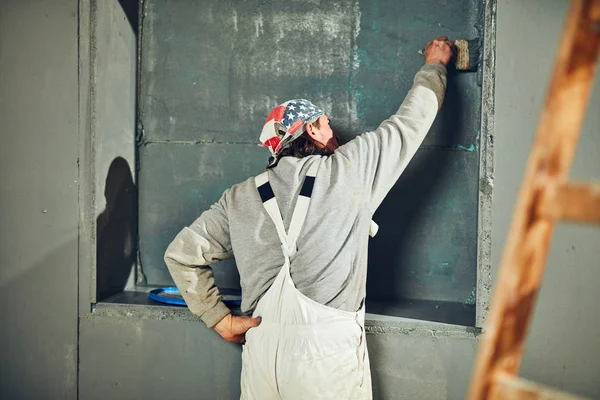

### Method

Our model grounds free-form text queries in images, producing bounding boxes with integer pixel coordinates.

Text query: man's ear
[305,123,315,137]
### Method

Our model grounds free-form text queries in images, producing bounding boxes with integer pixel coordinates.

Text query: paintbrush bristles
[454,39,480,71]
[417,38,481,72]
[454,39,470,70]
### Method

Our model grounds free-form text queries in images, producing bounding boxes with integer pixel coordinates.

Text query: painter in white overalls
[242,160,372,399]
[164,57,447,400]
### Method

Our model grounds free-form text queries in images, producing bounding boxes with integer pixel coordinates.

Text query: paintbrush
[418,38,481,72]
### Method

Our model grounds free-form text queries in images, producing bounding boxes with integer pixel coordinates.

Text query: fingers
[228,319,258,343]
[424,35,454,66]
[225,321,258,344]
[428,37,445,46]
[214,315,263,343]
[239,316,260,330]
[233,316,262,334]
[425,38,452,53]
[431,37,452,48]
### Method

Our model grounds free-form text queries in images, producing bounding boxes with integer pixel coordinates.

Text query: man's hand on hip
[213,313,261,343]
[425,36,454,66]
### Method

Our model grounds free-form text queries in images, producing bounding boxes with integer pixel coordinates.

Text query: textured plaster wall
[0,1,79,399]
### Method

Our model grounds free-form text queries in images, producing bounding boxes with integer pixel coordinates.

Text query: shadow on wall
[365,66,464,312]
[97,157,136,301]
[118,0,139,34]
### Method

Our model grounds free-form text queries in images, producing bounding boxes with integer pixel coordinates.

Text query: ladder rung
[538,183,600,223]
[492,373,589,400]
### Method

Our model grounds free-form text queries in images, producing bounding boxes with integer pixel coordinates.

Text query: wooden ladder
[467,0,600,399]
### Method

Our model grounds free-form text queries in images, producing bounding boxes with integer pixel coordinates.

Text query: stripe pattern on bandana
[259,99,324,164]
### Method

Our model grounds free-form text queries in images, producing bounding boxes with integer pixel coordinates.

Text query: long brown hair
[276,119,339,159]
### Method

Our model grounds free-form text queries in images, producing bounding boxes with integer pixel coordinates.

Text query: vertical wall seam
[76,0,96,398]
[475,0,497,329]
[135,0,148,286]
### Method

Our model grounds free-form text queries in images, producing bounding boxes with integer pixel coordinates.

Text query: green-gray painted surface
[368,150,479,307]
[138,142,264,288]
[137,0,483,324]
[138,0,481,146]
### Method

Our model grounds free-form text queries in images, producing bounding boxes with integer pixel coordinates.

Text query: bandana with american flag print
[259,99,324,163]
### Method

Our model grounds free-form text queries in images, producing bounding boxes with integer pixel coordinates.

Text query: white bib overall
[241,160,372,400]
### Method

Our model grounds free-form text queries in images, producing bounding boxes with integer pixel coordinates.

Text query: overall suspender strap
[286,161,319,255]
[254,160,321,258]
[255,171,289,252]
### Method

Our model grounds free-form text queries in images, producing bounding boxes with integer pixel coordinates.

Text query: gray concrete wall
[93,0,138,301]
[2,1,599,400]
[0,1,79,399]
[94,0,136,219]
[80,2,600,400]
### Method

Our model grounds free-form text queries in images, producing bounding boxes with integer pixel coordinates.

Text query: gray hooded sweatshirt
[164,63,447,328]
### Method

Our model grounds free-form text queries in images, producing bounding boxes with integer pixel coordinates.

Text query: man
[164,36,453,399]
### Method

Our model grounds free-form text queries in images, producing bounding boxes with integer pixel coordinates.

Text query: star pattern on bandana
[282,99,319,130]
